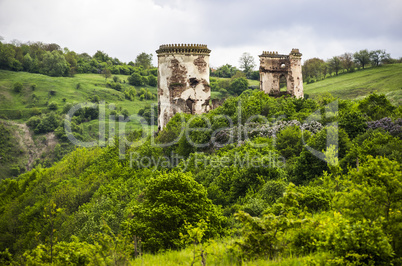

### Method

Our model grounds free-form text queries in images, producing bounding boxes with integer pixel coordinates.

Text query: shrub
[123,171,226,252]
[358,93,395,120]
[258,179,287,204]
[26,116,41,129]
[148,74,157,87]
[13,82,23,93]
[127,73,142,86]
[48,102,58,110]
[31,84,37,90]
[325,216,393,265]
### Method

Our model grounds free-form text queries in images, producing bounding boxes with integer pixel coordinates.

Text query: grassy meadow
[0,70,157,129]
[304,63,402,104]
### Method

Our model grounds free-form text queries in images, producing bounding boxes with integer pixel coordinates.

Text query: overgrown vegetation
[0,88,401,265]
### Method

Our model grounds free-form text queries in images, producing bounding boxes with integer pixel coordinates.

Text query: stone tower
[156,44,211,130]
[259,48,303,98]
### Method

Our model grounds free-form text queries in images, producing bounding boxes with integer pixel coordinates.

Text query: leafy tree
[339,110,367,139]
[370,49,391,66]
[341,129,402,169]
[0,43,16,69]
[138,105,158,125]
[302,58,327,81]
[48,102,58,111]
[102,68,112,82]
[239,52,256,78]
[336,156,402,258]
[275,125,304,160]
[358,93,395,120]
[127,73,143,86]
[229,77,248,95]
[123,171,225,252]
[13,82,23,93]
[93,50,110,62]
[339,52,354,72]
[327,56,342,75]
[294,126,351,183]
[212,64,239,78]
[148,74,157,87]
[23,53,34,72]
[112,76,120,83]
[135,52,153,69]
[353,49,371,69]
[41,50,69,76]
[34,112,59,134]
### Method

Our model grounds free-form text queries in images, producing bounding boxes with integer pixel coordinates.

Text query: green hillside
[304,63,402,104]
[0,89,401,265]
[0,70,157,123]
[0,70,157,179]
[1,63,402,264]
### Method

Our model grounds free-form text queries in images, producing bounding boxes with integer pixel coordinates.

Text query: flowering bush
[367,117,402,138]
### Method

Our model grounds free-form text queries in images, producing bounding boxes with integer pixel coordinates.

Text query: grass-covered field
[304,63,402,105]
[0,70,157,128]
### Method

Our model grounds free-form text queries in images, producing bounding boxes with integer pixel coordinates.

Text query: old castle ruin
[156,44,211,130]
[259,49,304,98]
[156,44,303,129]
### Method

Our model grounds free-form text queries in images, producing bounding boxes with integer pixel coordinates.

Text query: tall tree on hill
[327,56,342,75]
[353,49,371,69]
[239,52,256,78]
[302,58,326,81]
[41,50,69,76]
[340,52,354,72]
[102,68,112,82]
[370,50,391,66]
[135,52,153,69]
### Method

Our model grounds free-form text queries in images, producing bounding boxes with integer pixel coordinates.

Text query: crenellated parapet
[156,44,211,56]
[156,43,211,130]
[260,51,289,59]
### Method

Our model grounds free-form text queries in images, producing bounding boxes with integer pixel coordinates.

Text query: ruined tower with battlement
[259,49,303,98]
[156,44,211,130]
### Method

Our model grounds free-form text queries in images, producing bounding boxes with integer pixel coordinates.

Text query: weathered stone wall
[156,44,211,130]
[259,49,303,98]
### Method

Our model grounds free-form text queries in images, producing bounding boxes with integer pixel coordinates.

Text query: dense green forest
[1,40,402,265]
[0,88,402,264]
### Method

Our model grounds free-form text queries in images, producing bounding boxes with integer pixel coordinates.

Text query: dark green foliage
[34,112,59,134]
[339,110,367,139]
[275,125,305,160]
[336,156,402,258]
[294,126,351,183]
[358,93,395,120]
[26,116,41,128]
[48,101,58,110]
[138,104,157,126]
[326,218,394,265]
[0,86,401,263]
[293,185,330,213]
[134,52,153,69]
[228,77,249,95]
[124,171,226,252]
[341,129,402,168]
[41,50,70,76]
[258,180,287,204]
[148,74,157,87]
[13,82,23,93]
[128,73,143,86]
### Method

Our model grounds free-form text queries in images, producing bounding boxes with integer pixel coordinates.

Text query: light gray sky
[1,0,401,68]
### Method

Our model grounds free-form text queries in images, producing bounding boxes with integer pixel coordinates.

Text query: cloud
[0,0,401,68]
